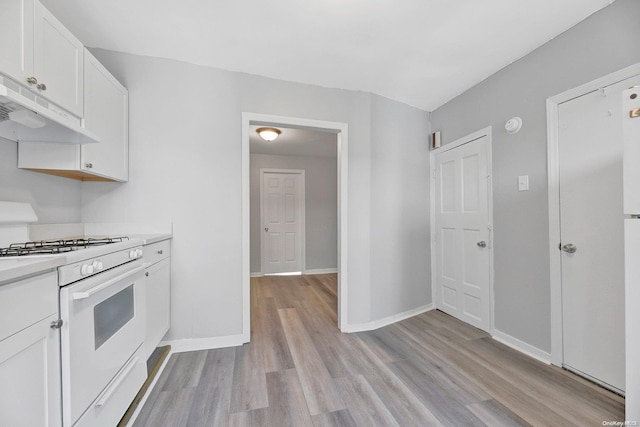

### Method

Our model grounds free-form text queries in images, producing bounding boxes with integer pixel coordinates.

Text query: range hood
[0,76,99,144]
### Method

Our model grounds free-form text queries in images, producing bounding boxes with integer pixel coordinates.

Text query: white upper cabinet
[0,0,34,84]
[0,0,84,117]
[18,49,129,182]
[33,0,84,117]
[82,49,128,181]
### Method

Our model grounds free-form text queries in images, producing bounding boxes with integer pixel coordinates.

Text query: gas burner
[0,236,130,257]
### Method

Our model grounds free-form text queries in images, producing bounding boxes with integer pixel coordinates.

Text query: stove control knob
[92,260,103,271]
[136,248,143,258]
[129,250,137,259]
[80,264,94,276]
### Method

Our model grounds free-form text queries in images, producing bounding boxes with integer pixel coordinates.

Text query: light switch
[518,175,529,192]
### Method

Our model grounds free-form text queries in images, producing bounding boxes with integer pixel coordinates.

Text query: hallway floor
[133,274,624,426]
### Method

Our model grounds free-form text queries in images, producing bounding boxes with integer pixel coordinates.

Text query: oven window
[94,285,134,350]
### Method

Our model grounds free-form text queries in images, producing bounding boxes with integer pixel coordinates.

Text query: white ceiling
[41,0,614,111]
[250,126,337,158]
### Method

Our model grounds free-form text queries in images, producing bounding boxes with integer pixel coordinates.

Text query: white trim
[260,168,306,275]
[342,304,434,333]
[429,126,495,333]
[160,334,246,353]
[546,63,640,366]
[250,272,263,278]
[303,268,338,275]
[242,113,349,337]
[492,329,551,365]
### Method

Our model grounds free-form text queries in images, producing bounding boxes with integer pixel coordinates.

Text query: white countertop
[0,256,65,285]
[129,234,172,245]
[0,234,171,285]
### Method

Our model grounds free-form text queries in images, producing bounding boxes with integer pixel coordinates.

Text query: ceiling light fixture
[257,127,281,142]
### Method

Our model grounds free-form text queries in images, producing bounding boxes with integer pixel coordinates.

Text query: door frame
[546,63,640,366]
[242,112,348,341]
[429,126,495,333]
[260,168,306,274]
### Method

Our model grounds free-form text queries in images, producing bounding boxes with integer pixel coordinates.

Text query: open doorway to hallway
[241,113,349,338]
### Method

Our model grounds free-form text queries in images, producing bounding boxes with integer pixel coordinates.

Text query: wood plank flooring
[132,274,625,426]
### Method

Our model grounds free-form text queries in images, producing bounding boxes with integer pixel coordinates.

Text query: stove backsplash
[0,201,38,247]
[29,222,173,241]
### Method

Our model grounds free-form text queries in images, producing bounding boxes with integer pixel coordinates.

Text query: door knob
[264,227,269,232]
[562,243,577,253]
[50,319,63,329]
[477,241,487,248]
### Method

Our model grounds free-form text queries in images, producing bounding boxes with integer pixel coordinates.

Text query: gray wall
[370,95,432,319]
[430,0,640,352]
[0,139,82,223]
[250,153,338,273]
[81,49,432,340]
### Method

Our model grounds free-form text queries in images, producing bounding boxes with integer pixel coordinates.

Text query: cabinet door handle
[50,319,63,329]
[157,250,163,255]
[84,163,93,169]
[26,76,38,85]
[145,272,149,277]
[36,83,47,91]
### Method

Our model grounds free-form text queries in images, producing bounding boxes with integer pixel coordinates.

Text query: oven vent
[0,103,14,123]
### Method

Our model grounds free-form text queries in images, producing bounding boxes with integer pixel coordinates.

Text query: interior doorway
[241,113,348,340]
[260,169,305,275]
[548,67,640,394]
[430,127,494,333]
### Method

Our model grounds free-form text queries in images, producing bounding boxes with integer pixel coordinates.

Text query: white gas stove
[0,202,147,427]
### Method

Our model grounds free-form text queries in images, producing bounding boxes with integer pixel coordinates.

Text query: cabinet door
[82,50,129,181]
[0,0,34,84]
[144,258,171,360]
[0,314,62,427]
[33,0,84,117]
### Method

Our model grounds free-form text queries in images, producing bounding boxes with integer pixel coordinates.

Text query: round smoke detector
[505,117,523,134]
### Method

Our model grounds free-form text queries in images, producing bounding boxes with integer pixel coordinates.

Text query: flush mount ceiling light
[257,127,281,142]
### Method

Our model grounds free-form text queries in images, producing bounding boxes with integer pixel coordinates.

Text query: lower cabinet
[0,313,61,427]
[143,240,171,361]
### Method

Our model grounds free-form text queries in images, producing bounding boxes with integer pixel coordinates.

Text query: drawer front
[144,240,170,265]
[73,349,146,427]
[0,271,57,341]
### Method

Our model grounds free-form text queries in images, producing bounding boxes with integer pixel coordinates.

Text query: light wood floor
[133,274,624,426]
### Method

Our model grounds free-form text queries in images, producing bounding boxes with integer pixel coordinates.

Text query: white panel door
[624,86,640,420]
[434,135,491,331]
[262,171,304,274]
[558,75,640,393]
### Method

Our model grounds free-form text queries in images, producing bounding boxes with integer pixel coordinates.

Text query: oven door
[60,260,145,426]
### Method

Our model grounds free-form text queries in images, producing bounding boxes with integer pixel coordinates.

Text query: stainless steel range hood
[0,76,99,144]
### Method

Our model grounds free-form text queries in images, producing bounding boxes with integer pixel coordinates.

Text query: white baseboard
[161,333,246,353]
[250,272,263,278]
[303,268,338,275]
[342,303,434,333]
[492,329,551,364]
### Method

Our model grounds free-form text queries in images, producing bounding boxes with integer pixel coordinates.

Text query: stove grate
[0,236,129,257]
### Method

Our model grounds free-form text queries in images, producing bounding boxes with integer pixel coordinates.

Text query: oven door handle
[72,265,145,301]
